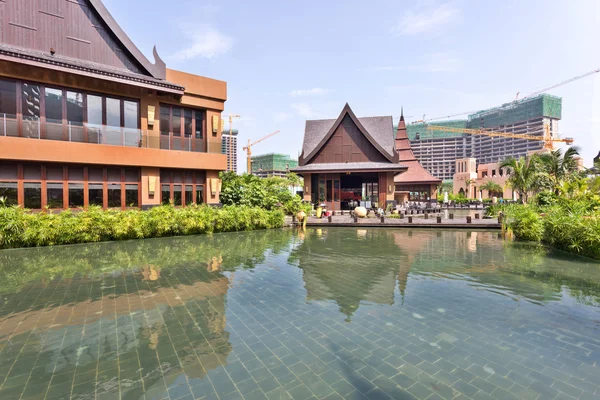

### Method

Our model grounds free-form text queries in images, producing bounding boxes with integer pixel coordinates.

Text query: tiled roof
[292,162,406,173]
[394,116,442,184]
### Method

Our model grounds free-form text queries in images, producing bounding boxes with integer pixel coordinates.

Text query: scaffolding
[467,94,562,128]
[251,153,298,177]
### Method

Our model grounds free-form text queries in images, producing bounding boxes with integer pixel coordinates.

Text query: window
[0,79,17,117]
[195,111,204,139]
[108,183,121,208]
[68,183,84,208]
[45,88,63,124]
[160,106,170,135]
[125,184,138,207]
[47,183,63,209]
[162,184,170,205]
[89,183,103,207]
[124,101,138,129]
[67,91,84,127]
[24,183,41,209]
[87,95,103,125]
[196,186,204,204]
[106,98,121,127]
[184,109,192,138]
[0,182,18,206]
[22,83,40,121]
[172,108,181,137]
[185,185,194,206]
[173,185,182,205]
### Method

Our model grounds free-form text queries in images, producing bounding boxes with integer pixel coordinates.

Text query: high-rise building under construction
[405,94,562,181]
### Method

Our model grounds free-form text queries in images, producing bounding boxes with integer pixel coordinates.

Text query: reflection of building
[406,95,562,180]
[292,104,406,210]
[251,153,298,178]
[0,0,227,210]
[222,129,238,172]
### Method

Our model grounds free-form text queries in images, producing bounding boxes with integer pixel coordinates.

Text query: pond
[0,228,599,400]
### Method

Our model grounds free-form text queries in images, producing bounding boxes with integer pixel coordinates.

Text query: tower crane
[243,130,280,173]
[426,123,573,150]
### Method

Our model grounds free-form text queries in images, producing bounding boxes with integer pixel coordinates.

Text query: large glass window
[124,101,138,129]
[45,88,63,123]
[67,92,84,126]
[24,182,41,209]
[89,184,103,207]
[0,182,18,206]
[173,185,182,205]
[160,106,170,136]
[125,184,138,207]
[108,184,121,208]
[196,186,204,204]
[161,184,170,205]
[185,185,194,206]
[106,98,121,127]
[172,108,181,137]
[87,95,103,125]
[0,80,17,117]
[22,83,40,121]
[68,183,84,208]
[184,109,192,138]
[47,183,63,209]
[195,111,204,139]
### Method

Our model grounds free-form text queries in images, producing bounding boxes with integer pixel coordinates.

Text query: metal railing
[0,114,209,153]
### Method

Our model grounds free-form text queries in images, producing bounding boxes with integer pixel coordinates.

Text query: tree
[464,179,474,198]
[538,146,580,193]
[480,181,503,198]
[499,154,540,203]
[437,181,452,195]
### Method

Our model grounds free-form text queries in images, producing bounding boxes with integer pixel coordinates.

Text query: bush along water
[0,204,285,249]
[490,193,600,260]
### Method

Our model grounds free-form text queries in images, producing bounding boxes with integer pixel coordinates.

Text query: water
[0,228,599,400]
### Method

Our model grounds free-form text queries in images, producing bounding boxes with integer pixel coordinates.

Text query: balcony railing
[0,114,212,153]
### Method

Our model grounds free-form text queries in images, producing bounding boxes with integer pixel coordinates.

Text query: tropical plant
[499,154,540,203]
[464,178,474,198]
[437,181,452,195]
[480,180,503,198]
[538,146,581,193]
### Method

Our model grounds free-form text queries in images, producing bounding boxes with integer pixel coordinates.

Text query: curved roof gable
[300,103,398,164]
[89,0,166,79]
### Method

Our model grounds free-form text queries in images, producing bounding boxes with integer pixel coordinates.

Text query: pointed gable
[1,0,166,79]
[299,104,398,165]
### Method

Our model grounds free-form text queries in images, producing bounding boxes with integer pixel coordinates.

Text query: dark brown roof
[0,43,184,94]
[300,103,397,163]
[292,162,407,174]
[89,0,166,80]
[394,113,442,185]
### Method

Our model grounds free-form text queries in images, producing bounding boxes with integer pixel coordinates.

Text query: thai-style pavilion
[292,104,440,210]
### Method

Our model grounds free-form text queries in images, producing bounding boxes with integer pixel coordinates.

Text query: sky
[105,0,600,170]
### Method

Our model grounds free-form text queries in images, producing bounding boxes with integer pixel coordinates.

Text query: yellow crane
[426,123,573,150]
[243,130,281,173]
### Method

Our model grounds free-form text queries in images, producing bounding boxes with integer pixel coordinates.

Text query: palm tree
[480,181,503,198]
[499,154,540,203]
[464,179,474,198]
[539,146,580,193]
[437,181,452,195]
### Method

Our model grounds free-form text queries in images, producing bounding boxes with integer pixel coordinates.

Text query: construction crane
[243,130,280,173]
[426,123,573,150]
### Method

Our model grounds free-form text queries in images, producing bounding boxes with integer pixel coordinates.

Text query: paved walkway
[301,214,502,229]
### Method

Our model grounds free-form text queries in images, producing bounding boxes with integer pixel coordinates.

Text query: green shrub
[508,206,544,242]
[0,205,285,249]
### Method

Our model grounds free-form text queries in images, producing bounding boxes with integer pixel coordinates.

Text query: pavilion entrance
[312,173,381,210]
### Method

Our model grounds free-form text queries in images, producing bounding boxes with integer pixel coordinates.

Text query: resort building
[0,0,227,210]
[453,157,514,199]
[251,153,298,178]
[221,128,238,173]
[292,104,406,210]
[394,111,441,203]
[406,95,562,180]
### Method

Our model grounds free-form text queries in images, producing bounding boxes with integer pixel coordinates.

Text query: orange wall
[0,136,227,170]
[167,69,227,101]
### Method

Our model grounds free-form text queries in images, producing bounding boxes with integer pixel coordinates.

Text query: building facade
[221,128,238,173]
[0,0,227,210]
[407,95,562,181]
[292,104,405,210]
[453,158,515,199]
[251,153,298,178]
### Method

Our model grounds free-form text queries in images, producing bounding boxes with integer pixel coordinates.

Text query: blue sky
[105,0,600,170]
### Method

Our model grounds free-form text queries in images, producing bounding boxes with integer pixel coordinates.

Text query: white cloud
[171,25,233,61]
[291,103,316,118]
[289,88,334,97]
[392,1,460,36]
[273,112,293,123]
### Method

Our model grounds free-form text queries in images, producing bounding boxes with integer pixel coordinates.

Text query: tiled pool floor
[0,228,599,399]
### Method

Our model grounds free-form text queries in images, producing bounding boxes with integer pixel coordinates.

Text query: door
[325,175,341,210]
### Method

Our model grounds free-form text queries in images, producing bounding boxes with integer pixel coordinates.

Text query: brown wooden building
[292,104,407,210]
[0,0,227,210]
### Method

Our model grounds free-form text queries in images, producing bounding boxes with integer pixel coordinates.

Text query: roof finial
[400,106,405,121]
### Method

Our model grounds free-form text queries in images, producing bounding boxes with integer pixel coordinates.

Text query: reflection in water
[0,227,599,399]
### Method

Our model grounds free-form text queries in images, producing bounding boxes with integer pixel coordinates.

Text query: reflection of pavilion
[0,266,232,399]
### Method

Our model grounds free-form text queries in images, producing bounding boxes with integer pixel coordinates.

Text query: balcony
[0,114,212,153]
